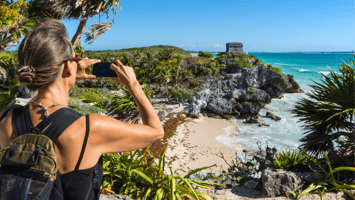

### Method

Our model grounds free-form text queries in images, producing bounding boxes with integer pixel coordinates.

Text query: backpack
[0,105,83,200]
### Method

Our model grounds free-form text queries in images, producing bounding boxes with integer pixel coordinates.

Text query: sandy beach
[164,114,243,177]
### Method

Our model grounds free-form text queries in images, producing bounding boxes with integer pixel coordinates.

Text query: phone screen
[93,62,117,77]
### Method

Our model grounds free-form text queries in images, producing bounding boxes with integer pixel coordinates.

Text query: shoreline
[164,114,243,177]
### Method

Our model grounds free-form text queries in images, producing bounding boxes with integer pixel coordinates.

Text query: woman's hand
[109,60,138,88]
[76,57,101,80]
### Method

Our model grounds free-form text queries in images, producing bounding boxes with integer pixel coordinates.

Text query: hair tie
[17,65,35,74]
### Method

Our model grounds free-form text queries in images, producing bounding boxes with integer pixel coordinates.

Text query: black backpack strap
[75,115,90,170]
[0,105,21,122]
[30,107,68,135]
[12,106,31,137]
[41,109,82,142]
[12,105,68,137]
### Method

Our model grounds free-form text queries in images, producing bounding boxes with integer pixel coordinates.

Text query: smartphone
[93,62,117,77]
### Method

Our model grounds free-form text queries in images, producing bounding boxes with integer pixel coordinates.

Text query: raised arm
[89,60,164,154]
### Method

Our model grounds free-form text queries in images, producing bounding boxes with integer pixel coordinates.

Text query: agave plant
[287,148,355,200]
[293,54,355,158]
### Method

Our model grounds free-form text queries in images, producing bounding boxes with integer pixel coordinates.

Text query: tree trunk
[71,16,88,48]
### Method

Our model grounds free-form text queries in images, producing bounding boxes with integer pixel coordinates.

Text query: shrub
[70,105,107,115]
[84,92,104,103]
[287,148,355,200]
[0,83,20,110]
[168,86,200,103]
[198,51,213,58]
[271,150,310,172]
[101,147,224,199]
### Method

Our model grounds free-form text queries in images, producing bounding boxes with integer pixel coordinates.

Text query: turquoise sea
[210,52,354,154]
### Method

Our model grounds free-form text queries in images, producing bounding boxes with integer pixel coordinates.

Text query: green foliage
[110,85,153,113]
[168,86,200,103]
[101,147,223,199]
[0,52,17,90]
[271,151,310,172]
[70,105,107,115]
[198,51,213,58]
[247,89,257,93]
[188,79,207,88]
[84,92,104,103]
[0,83,20,110]
[287,148,355,200]
[294,54,355,157]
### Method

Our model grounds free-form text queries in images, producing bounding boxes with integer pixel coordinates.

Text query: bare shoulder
[87,113,164,154]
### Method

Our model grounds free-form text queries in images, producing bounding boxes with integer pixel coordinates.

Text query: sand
[163,114,243,177]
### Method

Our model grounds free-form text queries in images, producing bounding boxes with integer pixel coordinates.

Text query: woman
[0,18,164,199]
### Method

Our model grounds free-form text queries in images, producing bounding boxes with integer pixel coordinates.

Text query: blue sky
[18,0,355,52]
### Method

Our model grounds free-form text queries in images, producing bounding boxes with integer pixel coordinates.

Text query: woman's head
[17,18,74,91]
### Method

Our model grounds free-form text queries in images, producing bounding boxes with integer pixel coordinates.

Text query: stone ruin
[223,42,248,55]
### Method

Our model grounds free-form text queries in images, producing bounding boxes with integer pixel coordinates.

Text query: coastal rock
[266,111,281,121]
[287,74,304,93]
[244,180,258,189]
[297,172,322,183]
[240,102,261,116]
[207,98,232,115]
[261,169,302,197]
[197,89,211,102]
[188,100,206,118]
[258,123,270,127]
[230,89,271,103]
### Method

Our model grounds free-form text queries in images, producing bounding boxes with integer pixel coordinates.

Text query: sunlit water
[212,52,354,154]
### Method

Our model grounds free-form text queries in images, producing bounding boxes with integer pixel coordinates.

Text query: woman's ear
[64,61,71,76]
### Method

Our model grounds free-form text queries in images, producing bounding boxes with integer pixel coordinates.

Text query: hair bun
[17,65,36,84]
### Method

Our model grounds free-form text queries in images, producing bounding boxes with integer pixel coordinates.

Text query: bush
[70,105,107,115]
[271,150,310,172]
[84,92,104,103]
[198,51,213,58]
[168,86,200,103]
[101,147,224,199]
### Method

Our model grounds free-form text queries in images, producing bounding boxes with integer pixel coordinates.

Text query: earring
[64,63,71,75]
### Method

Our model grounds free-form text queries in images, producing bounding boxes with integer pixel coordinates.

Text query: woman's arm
[88,60,164,153]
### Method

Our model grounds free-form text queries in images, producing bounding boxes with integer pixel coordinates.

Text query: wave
[298,69,309,73]
[318,71,331,76]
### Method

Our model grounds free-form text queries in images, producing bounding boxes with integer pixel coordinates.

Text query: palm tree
[294,53,355,158]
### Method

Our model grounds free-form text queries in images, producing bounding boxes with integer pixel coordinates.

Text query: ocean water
[214,52,354,154]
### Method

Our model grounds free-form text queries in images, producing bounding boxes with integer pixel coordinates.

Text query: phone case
[93,62,117,77]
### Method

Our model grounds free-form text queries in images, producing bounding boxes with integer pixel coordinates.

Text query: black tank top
[10,105,103,200]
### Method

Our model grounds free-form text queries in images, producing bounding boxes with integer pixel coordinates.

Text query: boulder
[287,74,304,93]
[240,102,261,116]
[244,180,258,189]
[207,98,232,115]
[266,111,281,121]
[258,123,270,127]
[261,169,302,197]
[187,100,207,118]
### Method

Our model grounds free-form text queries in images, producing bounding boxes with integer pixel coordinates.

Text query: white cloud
[212,43,224,48]
[190,44,197,48]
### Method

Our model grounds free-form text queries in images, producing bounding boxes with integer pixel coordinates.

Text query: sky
[15,0,355,52]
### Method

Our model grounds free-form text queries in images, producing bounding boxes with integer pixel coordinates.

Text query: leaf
[175,176,200,200]
[131,169,153,185]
